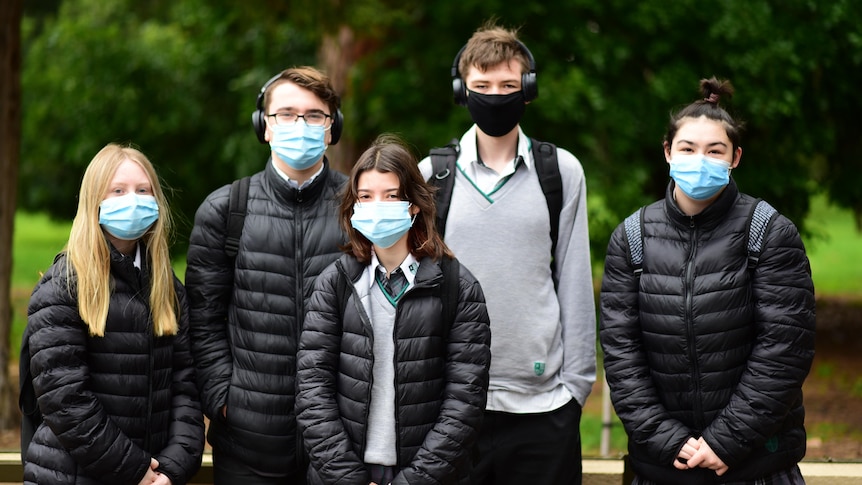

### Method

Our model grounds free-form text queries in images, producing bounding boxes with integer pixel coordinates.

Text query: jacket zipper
[145,308,154,452]
[684,217,704,432]
[294,191,305,467]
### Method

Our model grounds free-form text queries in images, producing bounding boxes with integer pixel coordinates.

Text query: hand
[152,473,173,485]
[672,437,700,470]
[221,405,227,418]
[686,437,729,476]
[136,458,161,485]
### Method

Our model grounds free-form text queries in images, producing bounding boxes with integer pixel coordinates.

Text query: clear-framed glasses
[267,111,332,128]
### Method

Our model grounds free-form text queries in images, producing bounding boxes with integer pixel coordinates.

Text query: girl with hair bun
[600,78,815,484]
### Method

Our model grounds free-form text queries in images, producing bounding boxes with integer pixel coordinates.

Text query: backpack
[225,176,252,259]
[428,138,563,264]
[334,257,461,339]
[623,199,778,277]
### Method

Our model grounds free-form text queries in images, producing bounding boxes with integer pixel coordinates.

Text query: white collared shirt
[365,250,420,294]
[456,125,533,194]
[271,157,324,189]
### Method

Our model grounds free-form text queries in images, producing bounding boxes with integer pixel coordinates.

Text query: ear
[263,120,273,143]
[663,141,672,164]
[731,146,742,169]
[409,203,420,216]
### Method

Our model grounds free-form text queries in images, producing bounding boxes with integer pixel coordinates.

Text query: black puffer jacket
[600,180,816,484]
[297,254,491,485]
[23,248,204,485]
[185,158,347,475]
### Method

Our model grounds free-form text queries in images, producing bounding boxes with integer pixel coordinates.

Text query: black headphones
[451,39,538,106]
[251,72,344,145]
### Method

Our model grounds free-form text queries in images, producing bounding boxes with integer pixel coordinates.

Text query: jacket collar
[338,253,443,290]
[263,155,333,205]
[664,178,739,230]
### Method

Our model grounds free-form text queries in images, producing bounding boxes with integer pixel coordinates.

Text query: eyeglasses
[267,111,332,128]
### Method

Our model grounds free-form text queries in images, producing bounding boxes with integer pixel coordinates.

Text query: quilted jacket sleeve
[599,223,694,466]
[184,186,234,421]
[701,215,816,465]
[396,263,491,485]
[154,279,206,484]
[297,261,369,484]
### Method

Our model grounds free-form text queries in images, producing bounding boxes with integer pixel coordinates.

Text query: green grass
[11,212,71,288]
[803,194,862,295]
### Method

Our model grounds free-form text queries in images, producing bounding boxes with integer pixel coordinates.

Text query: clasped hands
[673,437,729,476]
[137,458,173,485]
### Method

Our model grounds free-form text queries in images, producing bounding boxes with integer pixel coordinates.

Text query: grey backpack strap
[624,208,644,278]
[747,199,778,269]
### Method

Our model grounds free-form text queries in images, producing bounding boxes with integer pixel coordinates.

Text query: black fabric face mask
[466,90,526,137]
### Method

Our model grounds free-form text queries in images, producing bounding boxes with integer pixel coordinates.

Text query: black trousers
[471,398,583,485]
[212,448,306,485]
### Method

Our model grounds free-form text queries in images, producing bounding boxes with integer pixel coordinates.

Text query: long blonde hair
[66,143,178,337]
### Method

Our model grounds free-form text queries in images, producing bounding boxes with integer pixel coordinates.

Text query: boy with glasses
[185,66,347,484]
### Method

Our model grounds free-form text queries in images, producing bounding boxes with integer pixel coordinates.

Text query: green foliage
[20,0,320,254]
[19,0,862,264]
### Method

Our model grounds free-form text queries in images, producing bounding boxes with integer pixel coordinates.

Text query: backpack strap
[225,176,251,259]
[623,200,777,278]
[428,138,460,238]
[440,257,460,341]
[747,199,778,269]
[530,138,563,258]
[624,207,645,278]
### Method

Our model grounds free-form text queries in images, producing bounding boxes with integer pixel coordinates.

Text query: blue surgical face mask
[99,193,159,241]
[270,121,327,170]
[669,154,732,200]
[350,201,415,249]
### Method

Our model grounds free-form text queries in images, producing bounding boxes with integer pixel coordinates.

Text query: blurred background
[1,0,861,458]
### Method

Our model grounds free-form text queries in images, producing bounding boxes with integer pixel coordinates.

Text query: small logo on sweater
[534,362,545,376]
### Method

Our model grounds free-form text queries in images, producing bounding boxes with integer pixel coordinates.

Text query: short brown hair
[458,22,530,77]
[263,66,340,116]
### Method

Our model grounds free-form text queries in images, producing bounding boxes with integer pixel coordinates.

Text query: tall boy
[418,23,596,484]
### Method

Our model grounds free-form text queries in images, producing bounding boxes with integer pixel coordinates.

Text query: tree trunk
[0,0,23,431]
[319,25,360,175]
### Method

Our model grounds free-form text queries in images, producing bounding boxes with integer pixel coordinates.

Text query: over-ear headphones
[251,73,344,145]
[451,39,538,106]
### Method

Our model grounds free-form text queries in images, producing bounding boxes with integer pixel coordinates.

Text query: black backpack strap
[530,138,563,258]
[428,138,460,238]
[438,257,461,343]
[225,176,251,259]
[624,207,645,278]
[747,199,778,269]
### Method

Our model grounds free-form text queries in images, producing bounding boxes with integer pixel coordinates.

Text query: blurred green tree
[19,0,862,263]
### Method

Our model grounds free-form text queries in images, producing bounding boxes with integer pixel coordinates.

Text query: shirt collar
[133,243,142,269]
[271,157,324,189]
[456,124,533,174]
[366,250,420,290]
